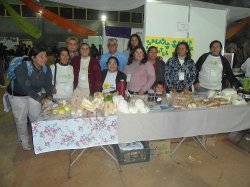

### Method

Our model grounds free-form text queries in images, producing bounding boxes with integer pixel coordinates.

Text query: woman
[194,40,241,92]
[124,46,155,95]
[241,57,250,77]
[7,47,52,150]
[102,56,127,93]
[147,46,166,83]
[71,43,102,96]
[50,47,74,100]
[165,42,196,93]
[124,34,143,60]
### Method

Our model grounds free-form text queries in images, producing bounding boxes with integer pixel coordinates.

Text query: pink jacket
[124,61,155,92]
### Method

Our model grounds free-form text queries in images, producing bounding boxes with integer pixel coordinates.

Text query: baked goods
[169,92,233,109]
[171,94,193,109]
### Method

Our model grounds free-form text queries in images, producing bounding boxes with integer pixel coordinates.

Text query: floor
[0,85,250,187]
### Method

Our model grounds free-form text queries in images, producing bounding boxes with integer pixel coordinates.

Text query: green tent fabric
[0,0,41,39]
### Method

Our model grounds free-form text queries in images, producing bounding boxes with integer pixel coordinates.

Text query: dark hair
[80,42,90,48]
[173,42,191,61]
[154,81,164,87]
[127,34,143,51]
[57,47,70,63]
[209,40,223,54]
[58,47,70,56]
[29,47,47,59]
[147,46,158,53]
[106,56,119,66]
[127,46,148,65]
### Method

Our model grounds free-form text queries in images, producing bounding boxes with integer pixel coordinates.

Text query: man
[66,36,79,60]
[99,38,127,71]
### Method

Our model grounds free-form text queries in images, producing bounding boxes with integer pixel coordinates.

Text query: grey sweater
[7,62,52,103]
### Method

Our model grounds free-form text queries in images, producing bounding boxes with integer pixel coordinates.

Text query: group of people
[6,33,247,150]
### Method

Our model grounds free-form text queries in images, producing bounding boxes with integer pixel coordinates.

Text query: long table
[32,104,250,154]
[117,104,250,143]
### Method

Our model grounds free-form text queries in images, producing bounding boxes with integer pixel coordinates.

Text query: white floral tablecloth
[32,115,118,154]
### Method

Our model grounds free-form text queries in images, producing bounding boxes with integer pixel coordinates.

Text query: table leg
[171,136,217,159]
[68,149,86,178]
[193,136,218,159]
[171,137,187,155]
[101,145,122,172]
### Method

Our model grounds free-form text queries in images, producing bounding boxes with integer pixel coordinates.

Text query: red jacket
[71,55,102,94]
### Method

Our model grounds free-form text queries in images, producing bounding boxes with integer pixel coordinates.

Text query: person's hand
[194,83,200,91]
[138,89,145,95]
[170,88,177,94]
[41,98,51,106]
[183,87,190,94]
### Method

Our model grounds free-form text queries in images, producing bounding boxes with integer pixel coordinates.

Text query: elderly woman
[194,40,241,92]
[124,46,155,95]
[50,47,74,100]
[71,43,102,96]
[102,56,127,93]
[7,47,52,150]
[165,42,196,93]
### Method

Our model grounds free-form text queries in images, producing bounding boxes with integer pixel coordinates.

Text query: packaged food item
[81,98,96,112]
[170,93,193,109]
[207,90,217,98]
[221,88,237,97]
[104,95,116,116]
[231,95,247,106]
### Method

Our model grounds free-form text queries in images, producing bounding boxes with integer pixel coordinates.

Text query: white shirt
[77,56,90,95]
[199,54,223,90]
[50,63,74,100]
[178,58,185,66]
[241,58,250,77]
[103,71,117,93]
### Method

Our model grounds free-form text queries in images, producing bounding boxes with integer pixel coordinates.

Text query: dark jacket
[71,55,102,94]
[154,59,166,83]
[165,57,196,91]
[102,70,127,93]
[195,53,241,89]
[7,62,52,102]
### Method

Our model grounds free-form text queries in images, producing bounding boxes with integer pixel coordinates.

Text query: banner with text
[145,36,194,60]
